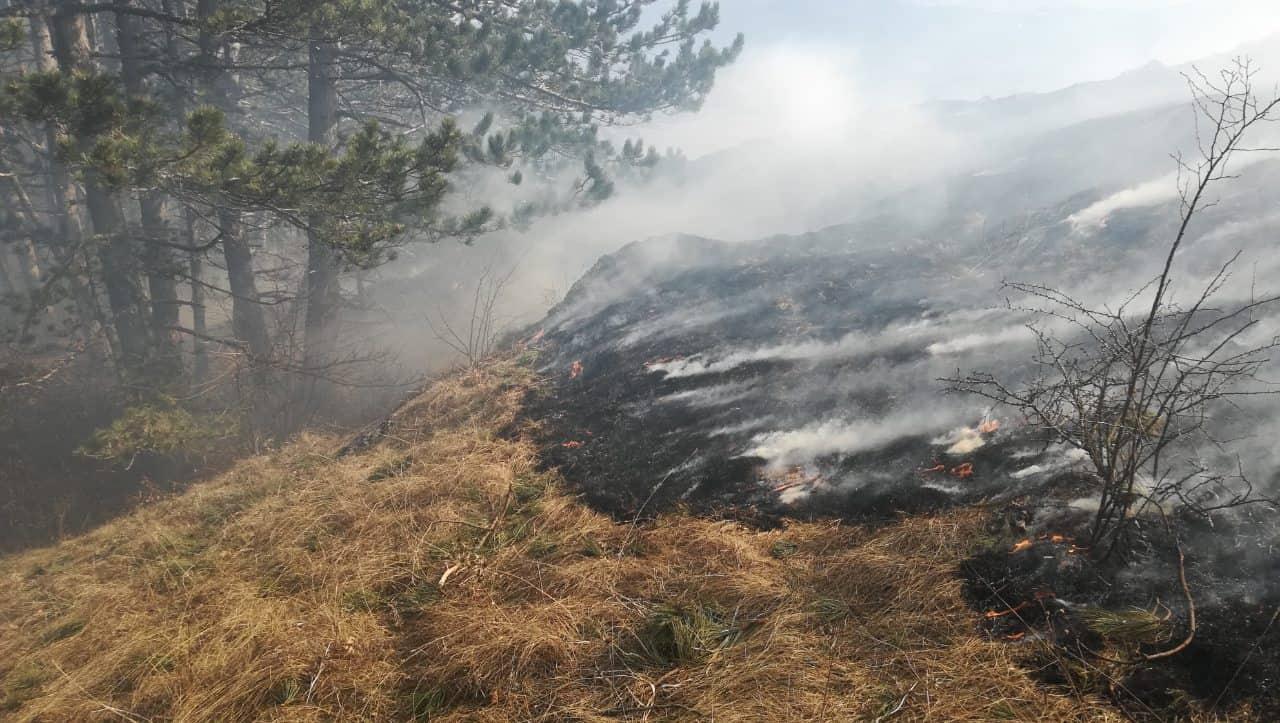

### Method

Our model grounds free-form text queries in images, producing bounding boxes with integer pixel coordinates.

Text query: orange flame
[1010,538,1033,553]
[985,601,1030,619]
[978,419,1001,434]
[569,360,583,379]
[561,440,583,449]
[643,355,680,369]
[951,462,974,479]
[771,466,821,493]
[921,463,946,475]
[1005,631,1027,641]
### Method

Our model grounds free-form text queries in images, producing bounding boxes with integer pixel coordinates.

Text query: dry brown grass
[0,359,1132,721]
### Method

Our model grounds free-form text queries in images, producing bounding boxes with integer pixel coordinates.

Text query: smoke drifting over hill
[376,34,1280,376]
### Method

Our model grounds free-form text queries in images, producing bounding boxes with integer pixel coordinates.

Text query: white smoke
[746,407,971,470]
[1067,173,1179,230]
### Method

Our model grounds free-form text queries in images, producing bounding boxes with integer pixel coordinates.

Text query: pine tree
[0,0,741,433]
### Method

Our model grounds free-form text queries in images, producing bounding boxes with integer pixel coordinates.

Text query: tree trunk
[117,2,182,380]
[196,0,271,367]
[0,161,41,292]
[0,142,43,290]
[29,14,100,348]
[0,247,16,295]
[50,6,150,377]
[219,210,270,359]
[186,219,209,383]
[303,35,340,373]
[159,0,207,382]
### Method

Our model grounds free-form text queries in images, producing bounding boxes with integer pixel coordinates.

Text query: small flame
[643,355,681,370]
[1010,538,1033,553]
[985,601,1030,619]
[527,328,545,345]
[951,462,974,478]
[561,440,583,449]
[569,360,583,379]
[921,463,946,475]
[1005,631,1026,641]
[978,419,1001,434]
[770,466,822,493]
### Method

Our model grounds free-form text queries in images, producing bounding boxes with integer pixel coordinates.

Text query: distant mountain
[924,31,1280,138]
[924,59,1185,136]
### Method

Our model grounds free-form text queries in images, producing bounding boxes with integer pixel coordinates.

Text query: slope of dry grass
[0,360,1128,721]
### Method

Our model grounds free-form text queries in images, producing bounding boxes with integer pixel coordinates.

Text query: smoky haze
[374,30,1280,394]
[355,28,1280,552]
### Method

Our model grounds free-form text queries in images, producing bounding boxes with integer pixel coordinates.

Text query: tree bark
[219,209,270,359]
[158,0,207,382]
[0,247,16,295]
[29,13,100,348]
[303,34,340,373]
[0,163,41,291]
[196,0,271,364]
[181,216,207,384]
[50,6,150,377]
[116,1,182,379]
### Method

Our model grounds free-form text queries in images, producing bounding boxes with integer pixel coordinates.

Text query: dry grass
[0,359,1132,721]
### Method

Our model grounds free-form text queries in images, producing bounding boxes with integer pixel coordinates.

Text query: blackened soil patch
[960,504,1280,719]
[517,232,1065,524]
[515,231,1280,718]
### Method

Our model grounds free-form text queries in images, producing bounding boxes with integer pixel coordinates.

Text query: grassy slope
[0,360,1125,722]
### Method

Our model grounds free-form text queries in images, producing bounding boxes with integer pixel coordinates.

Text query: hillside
[7,6,1280,722]
[0,358,1143,722]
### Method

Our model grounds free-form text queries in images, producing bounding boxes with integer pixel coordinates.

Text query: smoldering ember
[4,2,1280,722]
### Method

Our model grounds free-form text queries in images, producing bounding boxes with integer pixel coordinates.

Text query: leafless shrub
[425,264,517,369]
[947,58,1280,558]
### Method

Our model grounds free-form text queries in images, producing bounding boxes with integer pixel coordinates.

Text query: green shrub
[79,402,237,462]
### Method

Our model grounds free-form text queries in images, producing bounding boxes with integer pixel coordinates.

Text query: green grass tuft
[626,604,748,667]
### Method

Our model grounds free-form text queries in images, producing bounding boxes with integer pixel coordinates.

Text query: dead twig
[618,449,698,558]
[874,682,917,722]
[601,702,705,717]
[1142,542,1195,660]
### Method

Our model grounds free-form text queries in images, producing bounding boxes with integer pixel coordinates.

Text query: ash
[525,230,1074,520]
[521,226,1280,715]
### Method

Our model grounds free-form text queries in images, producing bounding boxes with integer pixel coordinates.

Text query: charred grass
[2,359,1143,721]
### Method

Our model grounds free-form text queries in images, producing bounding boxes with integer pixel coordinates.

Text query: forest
[4,2,1280,721]
[0,0,739,544]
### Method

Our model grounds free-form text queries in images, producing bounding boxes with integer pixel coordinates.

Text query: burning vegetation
[518,106,1280,715]
[0,360,1150,721]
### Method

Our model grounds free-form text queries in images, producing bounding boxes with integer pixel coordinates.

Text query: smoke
[371,40,980,370]
[646,326,926,379]
[746,408,970,470]
[1067,148,1279,231]
[1066,172,1179,230]
[371,35,1280,502]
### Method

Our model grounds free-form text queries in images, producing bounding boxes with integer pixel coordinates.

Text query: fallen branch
[1143,542,1196,660]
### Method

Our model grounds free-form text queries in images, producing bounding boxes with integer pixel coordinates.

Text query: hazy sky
[710,0,1280,99]
[634,1,1280,156]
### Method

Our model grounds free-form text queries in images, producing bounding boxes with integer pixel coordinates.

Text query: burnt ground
[516,231,1280,718]
[520,231,1069,523]
[961,501,1280,718]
